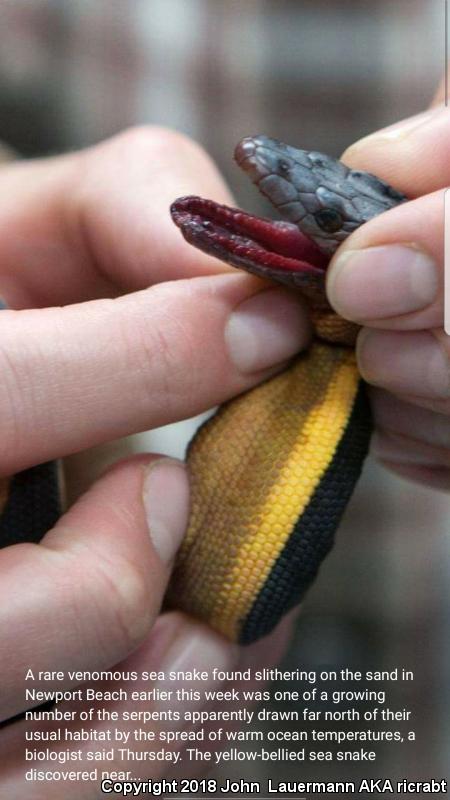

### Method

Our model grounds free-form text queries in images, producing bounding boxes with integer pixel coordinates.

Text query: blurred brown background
[0,0,448,791]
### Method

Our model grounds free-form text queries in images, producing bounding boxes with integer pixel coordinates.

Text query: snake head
[170,135,406,309]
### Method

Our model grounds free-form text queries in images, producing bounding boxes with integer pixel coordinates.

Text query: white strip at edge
[445,190,450,335]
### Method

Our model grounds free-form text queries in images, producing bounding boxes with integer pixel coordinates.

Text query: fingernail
[328,245,438,320]
[225,287,310,372]
[143,458,189,564]
[346,110,438,151]
[357,329,450,398]
[153,618,239,723]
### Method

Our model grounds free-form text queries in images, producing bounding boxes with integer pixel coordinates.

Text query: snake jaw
[170,195,329,301]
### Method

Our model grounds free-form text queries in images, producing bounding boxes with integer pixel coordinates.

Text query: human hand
[0,127,307,795]
[326,101,449,491]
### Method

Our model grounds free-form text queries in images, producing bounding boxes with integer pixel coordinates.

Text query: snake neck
[309,304,360,347]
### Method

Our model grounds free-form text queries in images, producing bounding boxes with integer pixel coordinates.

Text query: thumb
[0,454,189,722]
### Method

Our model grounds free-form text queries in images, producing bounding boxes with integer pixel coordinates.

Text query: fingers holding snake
[341,105,450,197]
[0,126,311,482]
[327,191,443,330]
[0,276,309,476]
[326,107,450,489]
[0,455,189,721]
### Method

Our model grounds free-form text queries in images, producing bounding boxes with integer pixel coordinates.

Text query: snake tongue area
[170,195,329,301]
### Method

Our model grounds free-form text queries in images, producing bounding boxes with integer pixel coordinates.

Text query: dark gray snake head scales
[170,134,407,295]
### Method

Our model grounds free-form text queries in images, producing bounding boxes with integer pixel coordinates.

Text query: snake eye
[277,159,291,174]
[314,207,343,233]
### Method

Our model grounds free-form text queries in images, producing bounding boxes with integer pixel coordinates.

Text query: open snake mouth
[170,137,347,306]
[170,195,329,305]
[170,195,327,272]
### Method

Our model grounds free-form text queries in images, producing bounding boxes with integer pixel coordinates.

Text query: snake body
[169,136,406,643]
[0,136,406,646]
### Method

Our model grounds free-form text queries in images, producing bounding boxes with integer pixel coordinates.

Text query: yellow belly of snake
[169,342,370,643]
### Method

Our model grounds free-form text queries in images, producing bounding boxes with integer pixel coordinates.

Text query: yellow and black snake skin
[0,136,407,645]
[168,136,407,643]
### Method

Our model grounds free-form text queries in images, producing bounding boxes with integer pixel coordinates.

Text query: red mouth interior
[170,196,329,277]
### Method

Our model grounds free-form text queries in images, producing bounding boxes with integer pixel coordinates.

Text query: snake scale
[0,136,407,645]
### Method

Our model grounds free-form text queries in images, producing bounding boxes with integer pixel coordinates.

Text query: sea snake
[168,135,407,644]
